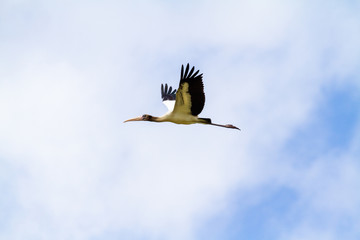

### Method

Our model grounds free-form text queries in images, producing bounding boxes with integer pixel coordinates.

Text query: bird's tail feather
[199,118,212,124]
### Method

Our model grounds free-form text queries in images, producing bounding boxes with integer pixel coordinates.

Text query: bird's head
[124,114,155,123]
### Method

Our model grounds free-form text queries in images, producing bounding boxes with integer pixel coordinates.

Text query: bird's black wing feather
[161,83,177,101]
[175,63,205,116]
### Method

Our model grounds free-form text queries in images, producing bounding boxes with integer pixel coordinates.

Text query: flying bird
[124,64,240,130]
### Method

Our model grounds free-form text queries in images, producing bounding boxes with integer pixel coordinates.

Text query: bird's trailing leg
[198,117,240,130]
[210,123,240,130]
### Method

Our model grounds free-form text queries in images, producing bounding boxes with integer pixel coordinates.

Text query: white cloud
[1,0,360,239]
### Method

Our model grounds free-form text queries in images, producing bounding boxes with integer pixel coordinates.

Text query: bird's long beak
[124,116,143,123]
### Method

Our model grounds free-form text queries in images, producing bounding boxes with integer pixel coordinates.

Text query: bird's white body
[158,111,202,124]
[162,100,175,114]
[158,82,204,124]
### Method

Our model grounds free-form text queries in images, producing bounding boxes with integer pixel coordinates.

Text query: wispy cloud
[1,0,360,239]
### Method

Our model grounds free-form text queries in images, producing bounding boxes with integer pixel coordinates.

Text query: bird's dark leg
[210,123,240,130]
[198,118,240,130]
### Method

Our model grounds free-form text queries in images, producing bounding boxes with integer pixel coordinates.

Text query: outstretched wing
[173,63,205,116]
[161,83,176,112]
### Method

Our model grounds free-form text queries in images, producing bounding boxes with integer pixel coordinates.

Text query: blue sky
[1,0,360,239]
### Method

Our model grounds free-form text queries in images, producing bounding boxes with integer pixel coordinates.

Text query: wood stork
[124,64,240,130]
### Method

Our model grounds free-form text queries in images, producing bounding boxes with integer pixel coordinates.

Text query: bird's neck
[148,116,160,122]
